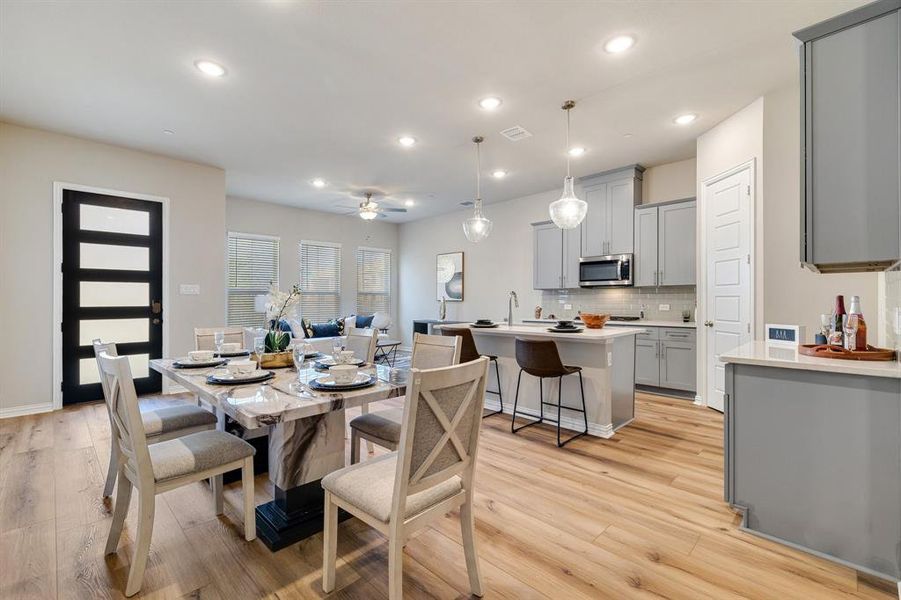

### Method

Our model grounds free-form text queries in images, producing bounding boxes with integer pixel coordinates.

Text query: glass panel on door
[80,281,149,307]
[80,204,149,235]
[80,243,149,271]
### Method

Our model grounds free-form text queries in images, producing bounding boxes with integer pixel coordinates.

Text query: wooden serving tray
[798,344,896,361]
[251,351,294,368]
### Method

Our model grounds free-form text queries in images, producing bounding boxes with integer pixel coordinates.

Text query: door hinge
[747,323,750,333]
[60,381,64,392]
[746,254,750,264]
[746,185,750,196]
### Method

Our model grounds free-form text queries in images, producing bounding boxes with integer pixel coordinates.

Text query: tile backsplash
[540,286,696,322]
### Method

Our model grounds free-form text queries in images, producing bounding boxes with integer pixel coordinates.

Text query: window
[299,240,341,322]
[356,247,391,316]
[227,232,279,327]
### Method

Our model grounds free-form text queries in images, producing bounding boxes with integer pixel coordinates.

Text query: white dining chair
[348,333,462,463]
[344,327,381,454]
[92,340,218,498]
[193,326,244,351]
[322,357,490,599]
[98,351,256,597]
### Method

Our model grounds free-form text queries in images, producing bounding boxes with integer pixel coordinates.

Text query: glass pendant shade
[463,200,492,242]
[549,175,587,229]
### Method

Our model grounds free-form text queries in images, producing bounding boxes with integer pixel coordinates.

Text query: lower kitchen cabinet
[631,327,697,393]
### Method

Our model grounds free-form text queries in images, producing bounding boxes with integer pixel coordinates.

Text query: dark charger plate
[309,374,377,391]
[206,370,275,385]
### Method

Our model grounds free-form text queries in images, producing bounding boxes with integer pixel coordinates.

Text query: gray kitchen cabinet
[660,340,697,391]
[633,198,696,287]
[633,206,658,287]
[635,339,661,386]
[795,1,901,272]
[579,165,644,257]
[659,200,696,286]
[532,220,580,290]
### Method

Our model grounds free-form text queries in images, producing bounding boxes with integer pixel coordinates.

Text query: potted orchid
[263,283,301,352]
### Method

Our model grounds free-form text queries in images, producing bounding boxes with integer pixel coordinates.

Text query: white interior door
[704,166,752,412]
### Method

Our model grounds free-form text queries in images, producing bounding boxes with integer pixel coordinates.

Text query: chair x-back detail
[97,352,256,597]
[322,357,490,599]
[348,333,462,463]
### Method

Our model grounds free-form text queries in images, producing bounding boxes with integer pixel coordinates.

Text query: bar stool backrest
[515,338,567,378]
[439,327,480,363]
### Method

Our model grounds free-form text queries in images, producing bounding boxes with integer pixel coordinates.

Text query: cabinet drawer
[661,328,696,342]
[635,327,659,340]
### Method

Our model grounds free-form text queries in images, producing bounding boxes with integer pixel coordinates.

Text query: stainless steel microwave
[579,254,633,287]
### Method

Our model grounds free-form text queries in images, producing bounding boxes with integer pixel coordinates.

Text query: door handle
[151,300,162,314]
[704,321,714,327]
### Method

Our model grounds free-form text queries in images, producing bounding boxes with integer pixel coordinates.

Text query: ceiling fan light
[360,208,379,220]
[549,176,587,229]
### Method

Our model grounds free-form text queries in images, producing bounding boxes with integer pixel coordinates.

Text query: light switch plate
[564,303,572,310]
[607,352,613,367]
[179,284,200,295]
[659,304,671,311]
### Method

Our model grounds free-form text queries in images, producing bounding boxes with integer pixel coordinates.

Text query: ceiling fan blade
[381,207,407,213]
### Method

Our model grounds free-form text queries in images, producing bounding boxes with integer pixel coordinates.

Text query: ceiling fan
[337,189,408,220]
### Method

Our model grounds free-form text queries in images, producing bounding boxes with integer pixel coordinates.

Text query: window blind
[227,233,279,327]
[356,247,391,316]
[299,240,341,322]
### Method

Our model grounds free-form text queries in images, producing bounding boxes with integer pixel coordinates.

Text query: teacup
[476,319,493,325]
[220,342,241,353]
[339,350,357,364]
[227,359,256,377]
[556,320,575,329]
[188,350,214,362]
[330,364,358,385]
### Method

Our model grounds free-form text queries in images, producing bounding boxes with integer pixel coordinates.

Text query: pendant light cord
[476,140,481,202]
[565,107,572,178]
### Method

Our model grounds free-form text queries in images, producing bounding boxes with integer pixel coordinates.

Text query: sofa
[242,312,392,355]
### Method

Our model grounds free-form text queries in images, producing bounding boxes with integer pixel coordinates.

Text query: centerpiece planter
[252,284,300,369]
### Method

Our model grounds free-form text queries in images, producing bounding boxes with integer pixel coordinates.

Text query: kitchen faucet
[507,290,519,327]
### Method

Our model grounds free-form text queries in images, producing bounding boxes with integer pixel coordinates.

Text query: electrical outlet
[659,303,671,311]
[564,303,572,310]
[179,284,200,295]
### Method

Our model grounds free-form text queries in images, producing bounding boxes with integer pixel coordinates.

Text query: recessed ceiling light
[478,97,503,110]
[604,35,635,54]
[404,199,415,207]
[163,129,174,135]
[310,178,327,188]
[492,169,507,179]
[398,136,416,147]
[568,147,586,157]
[674,113,698,125]
[194,59,227,78]
[623,133,634,138]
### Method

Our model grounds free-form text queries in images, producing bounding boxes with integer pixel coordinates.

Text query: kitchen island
[721,342,901,587]
[440,324,643,438]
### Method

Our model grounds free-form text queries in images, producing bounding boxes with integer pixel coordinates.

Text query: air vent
[459,201,474,207]
[499,125,532,141]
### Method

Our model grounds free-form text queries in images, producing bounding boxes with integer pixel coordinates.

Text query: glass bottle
[829,295,846,347]
[847,295,867,351]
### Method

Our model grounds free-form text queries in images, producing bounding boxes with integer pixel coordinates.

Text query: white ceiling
[0,0,864,222]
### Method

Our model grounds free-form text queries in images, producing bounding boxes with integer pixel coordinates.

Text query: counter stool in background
[441,326,504,417]
[511,338,588,447]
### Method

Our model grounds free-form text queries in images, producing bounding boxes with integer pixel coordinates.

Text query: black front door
[61,190,164,404]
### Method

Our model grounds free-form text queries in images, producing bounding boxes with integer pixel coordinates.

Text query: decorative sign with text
[765,323,806,347]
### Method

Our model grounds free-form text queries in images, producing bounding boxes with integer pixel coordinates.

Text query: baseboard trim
[0,402,55,419]
[483,398,617,439]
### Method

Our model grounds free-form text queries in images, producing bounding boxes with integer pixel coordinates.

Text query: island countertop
[437,323,645,343]
[720,341,901,379]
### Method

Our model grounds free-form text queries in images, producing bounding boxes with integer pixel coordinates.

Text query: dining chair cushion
[322,453,462,523]
[141,404,217,437]
[349,407,403,444]
[148,431,254,483]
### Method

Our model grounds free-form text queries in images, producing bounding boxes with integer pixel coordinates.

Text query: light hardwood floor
[0,389,893,599]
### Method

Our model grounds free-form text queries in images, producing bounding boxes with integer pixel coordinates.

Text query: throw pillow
[356,314,375,328]
[301,318,314,338]
[310,321,341,338]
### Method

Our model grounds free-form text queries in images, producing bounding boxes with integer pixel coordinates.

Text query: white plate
[210,369,270,381]
[175,358,226,367]
[313,372,372,387]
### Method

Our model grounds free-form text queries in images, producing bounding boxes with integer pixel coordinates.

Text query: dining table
[149,358,407,551]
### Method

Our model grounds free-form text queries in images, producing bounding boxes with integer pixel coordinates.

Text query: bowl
[555,320,575,329]
[220,342,241,353]
[227,359,256,376]
[188,350,215,362]
[330,364,358,385]
[579,313,610,329]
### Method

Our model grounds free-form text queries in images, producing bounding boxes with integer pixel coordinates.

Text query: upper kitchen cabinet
[634,198,696,287]
[579,165,644,257]
[532,221,580,290]
[795,0,901,272]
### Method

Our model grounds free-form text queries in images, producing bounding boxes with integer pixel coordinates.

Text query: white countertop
[720,341,901,379]
[438,323,644,343]
[521,318,696,329]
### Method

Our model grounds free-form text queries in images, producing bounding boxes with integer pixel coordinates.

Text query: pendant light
[462,135,493,243]
[548,100,587,229]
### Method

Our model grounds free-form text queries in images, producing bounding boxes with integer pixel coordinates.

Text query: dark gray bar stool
[511,338,587,447]
[440,327,503,417]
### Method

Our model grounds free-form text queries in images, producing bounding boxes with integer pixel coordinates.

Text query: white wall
[226,196,399,325]
[0,122,226,416]
[398,189,559,345]
[642,158,697,204]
